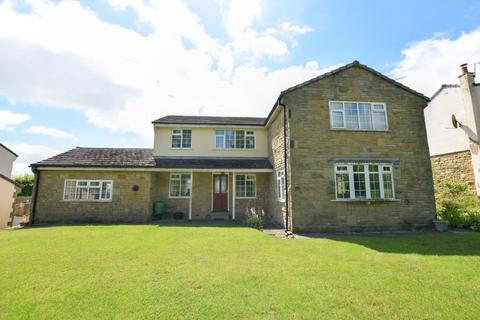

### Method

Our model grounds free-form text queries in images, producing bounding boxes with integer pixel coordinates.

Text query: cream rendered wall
[0,178,15,228]
[424,87,469,156]
[0,147,16,178]
[153,127,269,157]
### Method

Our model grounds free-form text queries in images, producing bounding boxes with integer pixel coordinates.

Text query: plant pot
[433,220,448,232]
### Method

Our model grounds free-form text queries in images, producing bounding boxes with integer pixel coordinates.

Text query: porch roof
[31,147,273,170]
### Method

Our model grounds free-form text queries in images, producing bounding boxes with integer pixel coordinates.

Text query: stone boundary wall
[431,150,476,194]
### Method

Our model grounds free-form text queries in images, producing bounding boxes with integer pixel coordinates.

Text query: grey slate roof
[31,147,272,170]
[152,115,266,126]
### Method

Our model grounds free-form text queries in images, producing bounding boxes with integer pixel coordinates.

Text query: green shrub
[435,179,480,231]
[243,208,264,230]
[13,174,34,196]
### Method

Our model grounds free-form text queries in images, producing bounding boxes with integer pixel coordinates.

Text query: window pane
[225,130,235,149]
[245,135,255,149]
[215,135,224,148]
[358,103,373,129]
[172,135,181,148]
[101,182,112,199]
[182,130,192,148]
[76,186,89,200]
[373,111,387,130]
[88,186,101,200]
[64,180,76,200]
[383,173,394,198]
[353,165,366,198]
[331,111,344,128]
[246,180,256,197]
[336,173,350,199]
[330,102,343,110]
[369,166,381,199]
[344,103,359,129]
[235,175,245,197]
[235,130,245,149]
[181,174,191,197]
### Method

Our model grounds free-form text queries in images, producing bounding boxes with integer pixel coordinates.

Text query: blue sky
[1,0,480,174]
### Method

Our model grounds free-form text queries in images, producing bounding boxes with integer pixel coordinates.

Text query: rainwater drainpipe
[30,168,40,225]
[278,98,290,233]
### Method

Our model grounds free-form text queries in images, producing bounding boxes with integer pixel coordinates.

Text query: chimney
[460,63,469,76]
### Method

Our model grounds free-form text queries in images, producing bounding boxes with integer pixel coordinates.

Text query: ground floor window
[335,163,394,200]
[276,170,285,202]
[63,180,113,201]
[169,173,191,198]
[235,174,256,198]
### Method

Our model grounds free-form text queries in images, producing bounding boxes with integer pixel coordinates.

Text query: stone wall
[284,65,436,232]
[266,109,288,227]
[34,170,153,224]
[431,150,476,194]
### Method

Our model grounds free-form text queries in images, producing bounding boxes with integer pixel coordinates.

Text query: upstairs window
[335,164,394,200]
[215,130,255,149]
[63,180,113,201]
[329,101,388,131]
[171,129,192,148]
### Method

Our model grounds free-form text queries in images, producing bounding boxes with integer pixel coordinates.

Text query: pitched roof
[0,143,18,157]
[31,147,273,170]
[265,60,430,125]
[152,115,266,126]
[430,84,460,100]
[0,173,23,189]
[31,147,156,168]
[280,60,430,100]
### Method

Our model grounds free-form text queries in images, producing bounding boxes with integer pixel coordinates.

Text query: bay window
[335,164,394,200]
[329,101,388,130]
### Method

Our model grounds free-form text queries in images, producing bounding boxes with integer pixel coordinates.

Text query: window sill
[168,196,191,199]
[170,148,193,150]
[236,197,257,200]
[213,148,257,151]
[62,200,112,203]
[329,128,390,133]
[331,199,400,203]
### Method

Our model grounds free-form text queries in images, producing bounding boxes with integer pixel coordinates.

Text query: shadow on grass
[329,232,480,256]
[19,220,245,230]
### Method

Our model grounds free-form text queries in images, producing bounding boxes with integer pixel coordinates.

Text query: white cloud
[391,28,480,96]
[3,142,61,175]
[0,109,30,131]
[0,0,321,139]
[25,125,75,139]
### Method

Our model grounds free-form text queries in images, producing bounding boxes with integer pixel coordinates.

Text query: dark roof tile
[152,115,266,126]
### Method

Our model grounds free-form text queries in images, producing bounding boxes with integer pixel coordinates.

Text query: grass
[0,224,479,319]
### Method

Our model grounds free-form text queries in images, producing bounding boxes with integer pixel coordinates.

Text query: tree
[13,174,35,196]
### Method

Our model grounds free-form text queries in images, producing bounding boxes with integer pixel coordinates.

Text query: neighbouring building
[0,143,22,229]
[30,61,436,232]
[425,63,480,195]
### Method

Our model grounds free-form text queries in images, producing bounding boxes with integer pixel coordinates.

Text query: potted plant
[433,219,448,232]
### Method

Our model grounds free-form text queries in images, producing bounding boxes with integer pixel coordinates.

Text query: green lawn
[0,224,479,319]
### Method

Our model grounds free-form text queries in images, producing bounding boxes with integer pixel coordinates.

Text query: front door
[213,174,228,212]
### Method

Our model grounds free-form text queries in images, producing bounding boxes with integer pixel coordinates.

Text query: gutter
[278,98,290,233]
[30,168,40,225]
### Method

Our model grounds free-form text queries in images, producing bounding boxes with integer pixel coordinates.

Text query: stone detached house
[0,143,23,229]
[31,61,436,232]
[425,63,480,195]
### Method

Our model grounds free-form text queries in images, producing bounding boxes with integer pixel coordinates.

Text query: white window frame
[276,170,285,202]
[334,163,395,200]
[171,129,192,149]
[169,173,192,198]
[235,174,257,199]
[63,179,113,202]
[329,101,389,131]
[215,129,256,150]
